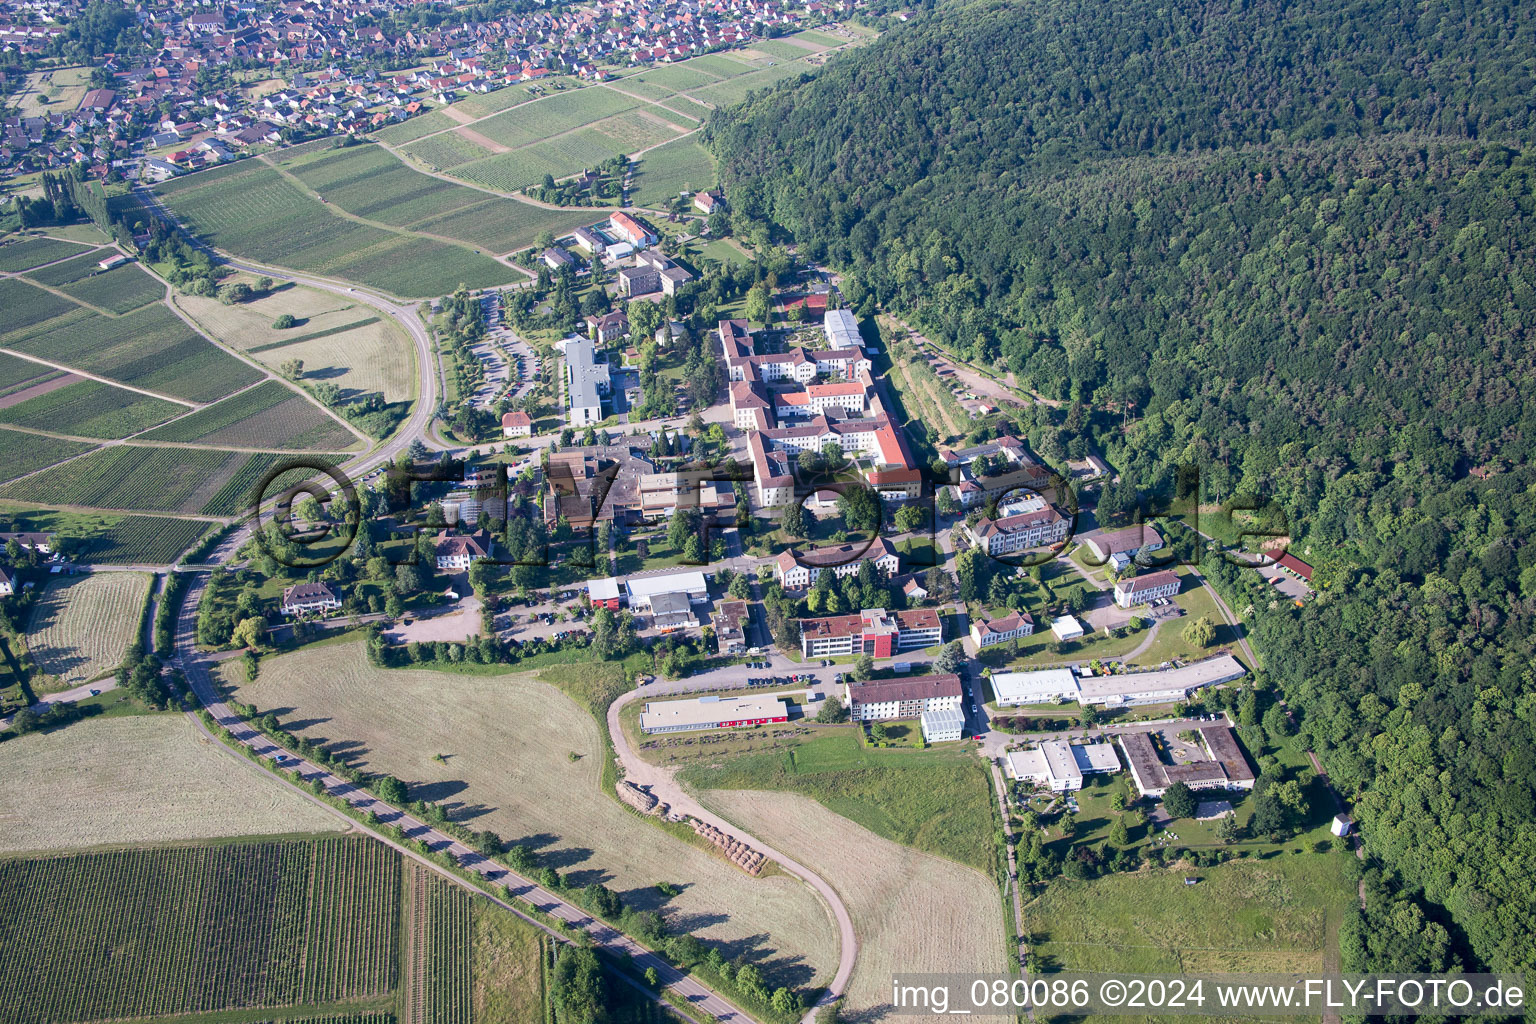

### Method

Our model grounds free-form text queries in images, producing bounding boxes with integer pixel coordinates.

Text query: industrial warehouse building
[1119,725,1257,798]
[990,654,1246,708]
[1005,740,1122,791]
[798,607,942,658]
[623,569,709,611]
[639,694,789,734]
[920,706,966,743]
[845,673,963,721]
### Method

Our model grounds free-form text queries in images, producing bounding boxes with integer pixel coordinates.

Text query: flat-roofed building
[565,336,610,426]
[587,577,622,609]
[991,668,1082,706]
[649,591,699,630]
[991,654,1246,708]
[823,308,862,349]
[920,706,965,743]
[713,600,749,652]
[624,569,708,611]
[640,694,788,734]
[1051,614,1085,641]
[1114,569,1182,608]
[1006,740,1121,791]
[1119,724,1256,798]
[845,673,962,722]
[798,607,942,658]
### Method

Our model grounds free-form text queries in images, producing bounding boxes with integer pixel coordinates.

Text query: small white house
[1331,814,1354,837]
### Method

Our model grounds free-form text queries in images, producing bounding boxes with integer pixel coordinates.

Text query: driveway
[385,594,483,643]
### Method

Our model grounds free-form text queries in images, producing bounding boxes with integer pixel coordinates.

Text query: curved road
[608,688,856,1021]
[169,571,759,1024]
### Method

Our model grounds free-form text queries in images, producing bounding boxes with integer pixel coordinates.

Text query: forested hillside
[707,0,1536,976]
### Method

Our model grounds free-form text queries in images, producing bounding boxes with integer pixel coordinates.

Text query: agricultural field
[691,63,813,107]
[0,444,275,515]
[0,377,186,439]
[13,65,92,117]
[0,426,96,484]
[140,379,361,452]
[225,643,841,992]
[1,285,263,403]
[58,263,166,313]
[679,729,999,873]
[25,571,150,687]
[22,249,104,286]
[402,864,473,1024]
[374,109,461,145]
[276,142,592,253]
[1022,854,1354,1023]
[152,160,519,296]
[629,138,717,208]
[0,234,92,272]
[703,789,1008,1024]
[176,283,415,403]
[0,714,341,851]
[75,514,215,564]
[0,351,56,392]
[472,900,545,1024]
[402,130,496,169]
[469,89,642,149]
[0,835,400,1024]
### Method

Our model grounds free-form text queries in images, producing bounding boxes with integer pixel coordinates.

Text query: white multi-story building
[845,674,963,721]
[774,537,900,589]
[281,581,341,616]
[1113,569,1181,608]
[964,505,1071,556]
[970,611,1034,648]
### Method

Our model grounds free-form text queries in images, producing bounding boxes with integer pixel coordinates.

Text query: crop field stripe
[0,236,93,271]
[247,317,382,353]
[0,427,97,485]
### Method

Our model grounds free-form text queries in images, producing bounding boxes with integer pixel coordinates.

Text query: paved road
[170,571,760,1024]
[0,677,119,728]
[608,687,857,1022]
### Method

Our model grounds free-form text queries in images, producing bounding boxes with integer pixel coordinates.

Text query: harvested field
[0,377,186,439]
[702,789,1008,1024]
[0,427,96,484]
[174,282,414,404]
[0,714,341,851]
[225,643,840,991]
[140,380,361,452]
[26,572,149,687]
[0,235,92,272]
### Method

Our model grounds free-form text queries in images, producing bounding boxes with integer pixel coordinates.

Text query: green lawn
[678,728,998,872]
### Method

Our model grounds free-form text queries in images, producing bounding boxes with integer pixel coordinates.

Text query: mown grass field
[25,571,150,687]
[472,899,545,1024]
[140,379,360,452]
[629,138,717,208]
[0,835,400,1024]
[0,445,284,516]
[679,729,999,874]
[176,282,415,403]
[704,789,1007,1024]
[0,426,95,484]
[224,643,840,992]
[0,377,186,439]
[0,235,92,271]
[0,714,341,850]
[152,159,519,296]
[0,280,263,403]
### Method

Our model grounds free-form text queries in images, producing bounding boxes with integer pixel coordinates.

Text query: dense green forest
[708,0,1536,977]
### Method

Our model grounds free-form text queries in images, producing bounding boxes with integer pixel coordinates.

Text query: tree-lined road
[169,570,761,1024]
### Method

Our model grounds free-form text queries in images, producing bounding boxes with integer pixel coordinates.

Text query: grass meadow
[679,728,1000,874]
[0,714,340,850]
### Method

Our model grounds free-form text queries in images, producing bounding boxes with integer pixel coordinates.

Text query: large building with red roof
[798,607,944,658]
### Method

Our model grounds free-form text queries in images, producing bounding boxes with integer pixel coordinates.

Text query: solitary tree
[1182,616,1216,648]
[1162,781,1198,818]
